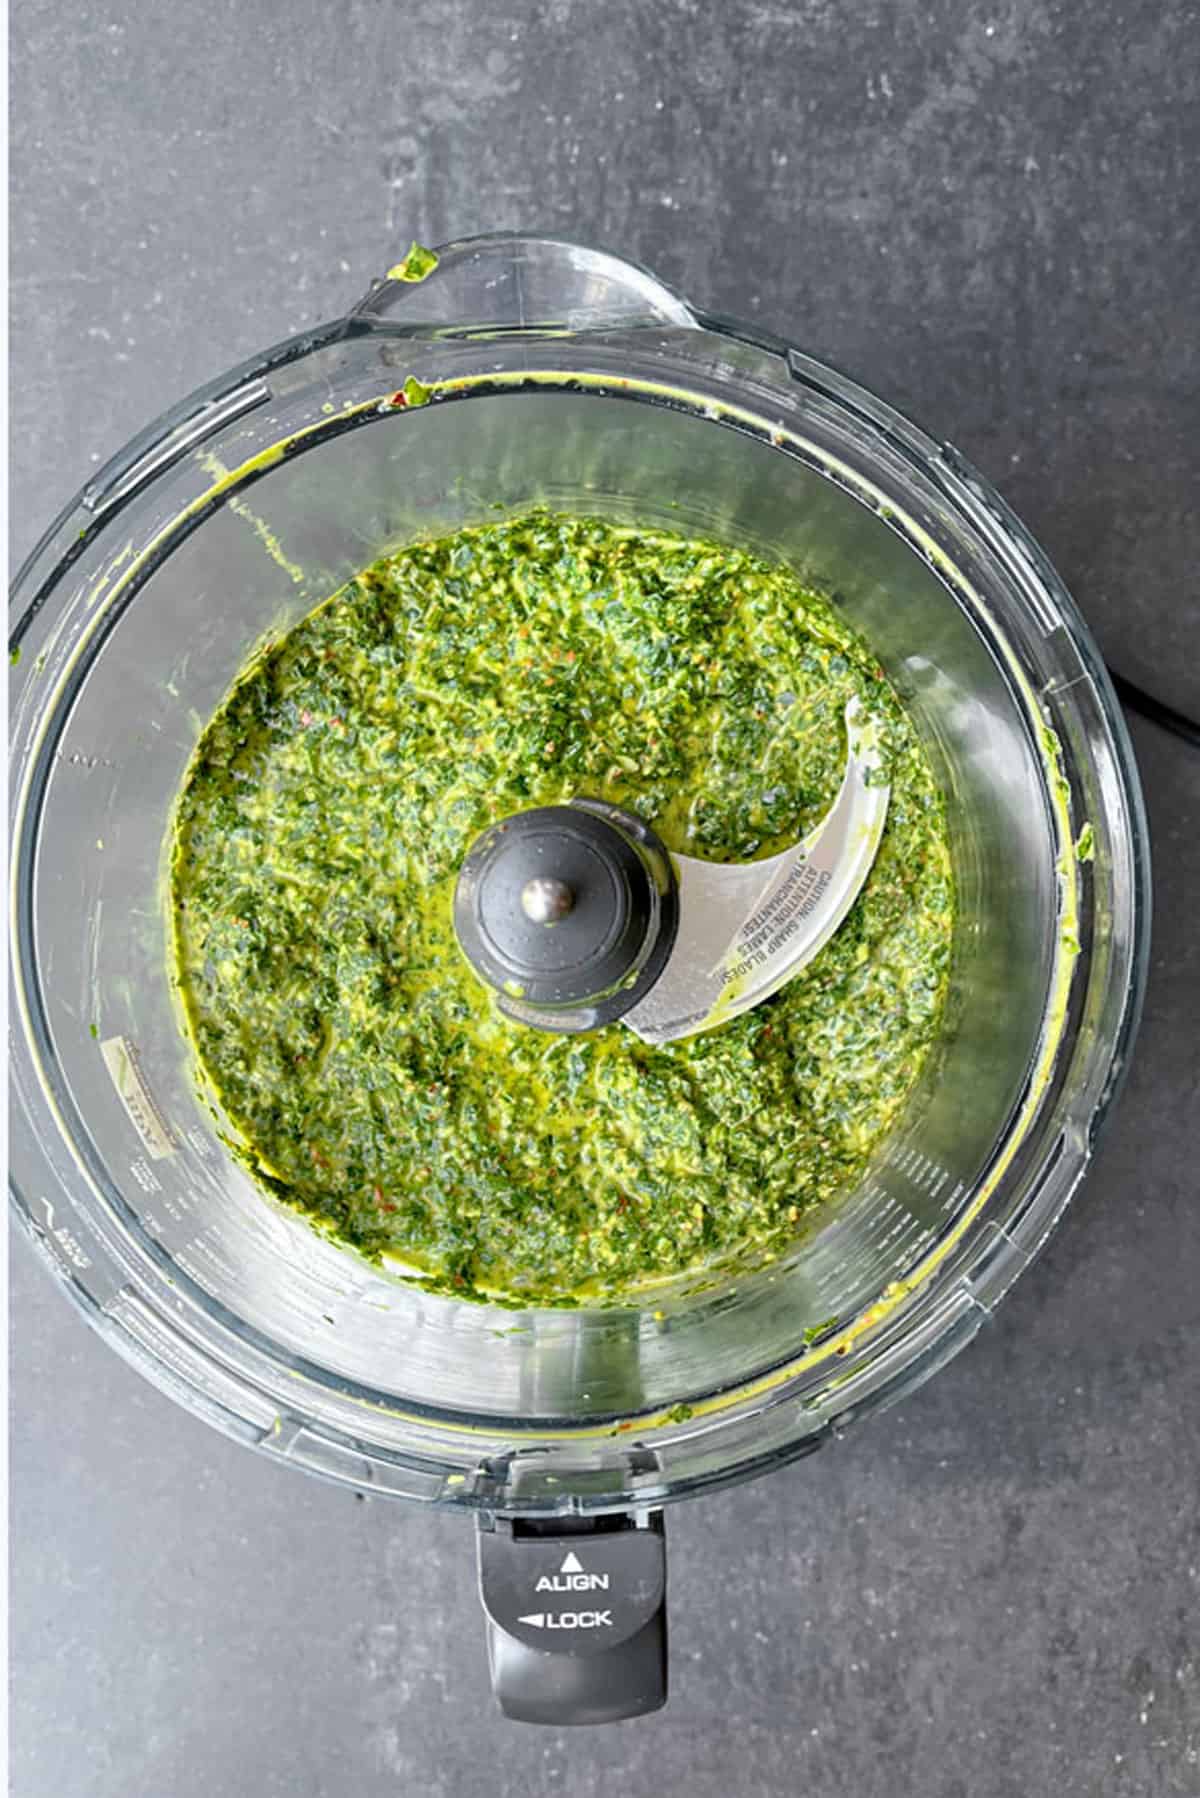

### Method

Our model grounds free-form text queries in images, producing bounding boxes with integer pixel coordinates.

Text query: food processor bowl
[9,234,1148,1717]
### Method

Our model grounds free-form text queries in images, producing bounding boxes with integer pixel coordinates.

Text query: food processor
[8,233,1150,1724]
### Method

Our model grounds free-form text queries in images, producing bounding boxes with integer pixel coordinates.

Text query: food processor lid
[452,699,889,1041]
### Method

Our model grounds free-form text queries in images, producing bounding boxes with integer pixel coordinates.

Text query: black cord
[1108,669,1200,751]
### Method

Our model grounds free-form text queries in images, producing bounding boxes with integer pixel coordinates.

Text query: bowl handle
[349,231,699,334]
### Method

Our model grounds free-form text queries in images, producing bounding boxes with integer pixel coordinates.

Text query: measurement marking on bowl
[38,1198,92,1270]
[100,1036,178,1160]
[129,1155,163,1194]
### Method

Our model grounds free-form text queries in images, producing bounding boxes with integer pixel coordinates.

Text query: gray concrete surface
[10,1,1199,1792]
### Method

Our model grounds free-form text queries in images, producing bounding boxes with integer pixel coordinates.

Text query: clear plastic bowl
[8,235,1150,1515]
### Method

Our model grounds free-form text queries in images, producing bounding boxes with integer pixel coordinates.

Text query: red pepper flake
[390,389,409,408]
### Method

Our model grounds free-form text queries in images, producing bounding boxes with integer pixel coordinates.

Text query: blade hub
[452,801,678,1033]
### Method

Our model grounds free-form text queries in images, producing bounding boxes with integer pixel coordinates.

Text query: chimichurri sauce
[171,512,954,1304]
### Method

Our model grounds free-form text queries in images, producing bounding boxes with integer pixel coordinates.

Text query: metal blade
[623,698,890,1044]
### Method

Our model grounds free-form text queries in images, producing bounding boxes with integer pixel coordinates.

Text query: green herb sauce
[171,512,954,1304]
